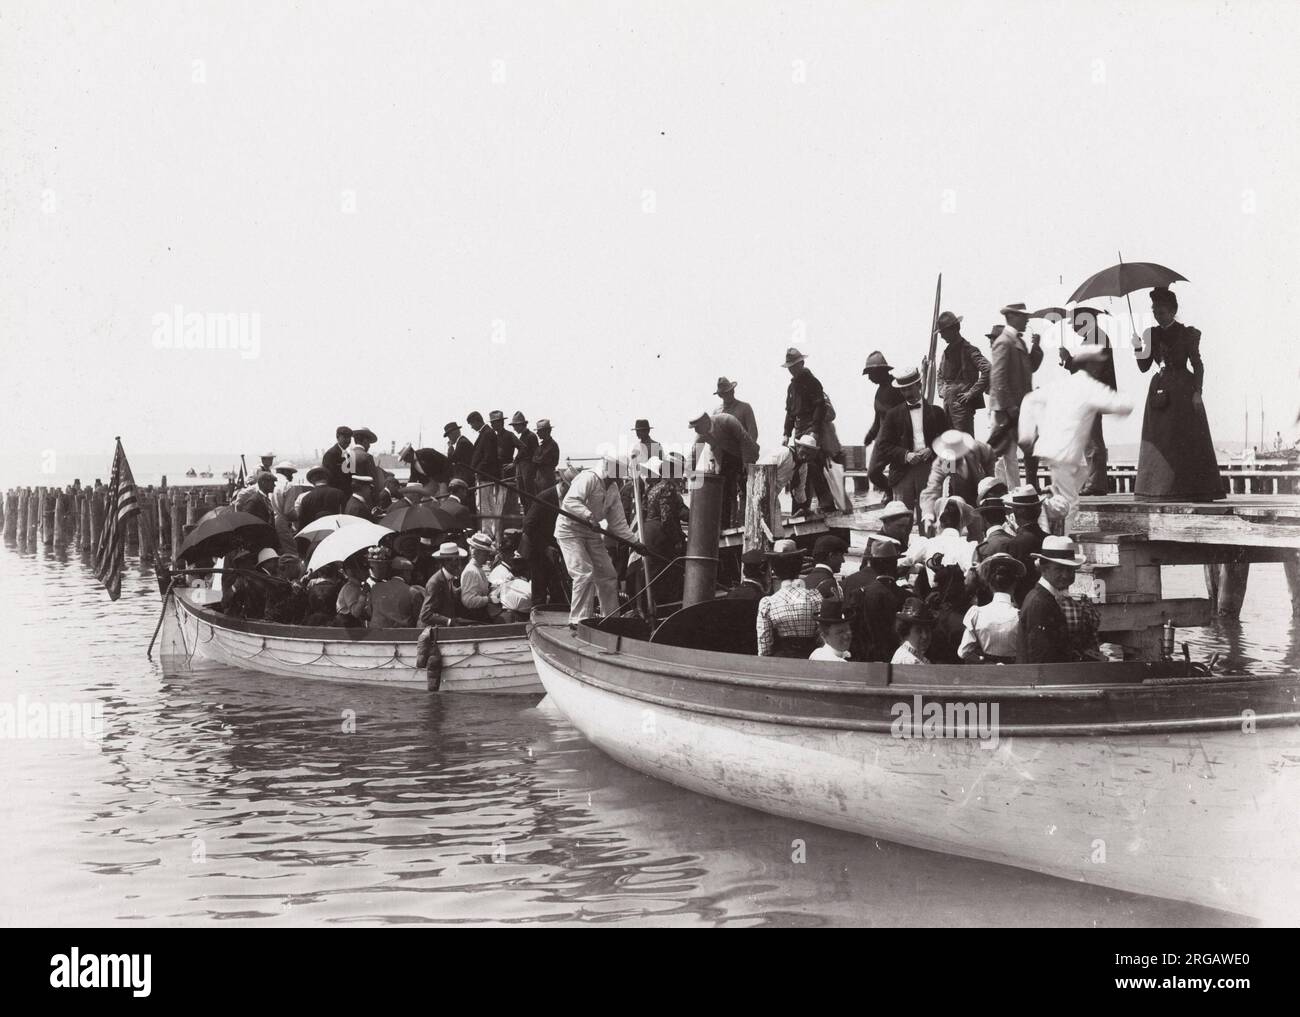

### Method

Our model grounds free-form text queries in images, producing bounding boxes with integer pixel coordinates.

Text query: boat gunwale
[175,589,528,645]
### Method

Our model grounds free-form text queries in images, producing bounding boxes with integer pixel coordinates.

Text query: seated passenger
[221,546,279,618]
[756,539,822,658]
[489,553,533,620]
[727,549,769,600]
[367,546,417,628]
[302,564,344,625]
[959,553,1024,663]
[924,554,970,664]
[420,541,469,626]
[459,532,497,622]
[808,598,852,662]
[264,553,308,624]
[391,556,424,619]
[891,597,935,665]
[334,558,370,627]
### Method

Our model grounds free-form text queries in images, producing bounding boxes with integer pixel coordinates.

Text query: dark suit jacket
[419,569,460,626]
[534,436,560,485]
[864,383,905,446]
[876,401,950,474]
[1007,522,1045,600]
[844,567,905,662]
[726,579,768,601]
[493,426,520,477]
[322,443,350,494]
[521,483,562,555]
[1019,584,1070,664]
[447,435,475,485]
[783,366,828,438]
[471,428,499,479]
[297,486,347,529]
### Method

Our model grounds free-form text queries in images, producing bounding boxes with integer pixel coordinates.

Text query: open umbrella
[307,521,392,574]
[178,510,277,563]
[380,502,459,534]
[295,513,368,538]
[1067,259,1187,303]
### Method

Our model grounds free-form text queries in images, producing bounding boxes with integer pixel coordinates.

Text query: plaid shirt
[756,579,823,656]
[1059,593,1100,657]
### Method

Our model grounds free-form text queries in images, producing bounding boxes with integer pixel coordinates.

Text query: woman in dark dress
[1133,287,1223,502]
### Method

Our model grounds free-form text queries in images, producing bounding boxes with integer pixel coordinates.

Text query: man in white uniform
[555,456,643,624]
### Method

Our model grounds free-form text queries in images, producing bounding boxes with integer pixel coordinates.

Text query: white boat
[159,587,540,692]
[528,607,1300,922]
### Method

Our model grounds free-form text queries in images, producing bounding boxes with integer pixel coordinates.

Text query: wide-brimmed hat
[467,532,496,554]
[935,495,973,528]
[764,538,803,561]
[1032,535,1087,569]
[260,451,275,459]
[780,347,807,368]
[861,350,892,374]
[352,427,377,444]
[688,411,712,428]
[985,323,1005,340]
[977,551,1026,580]
[274,460,297,474]
[819,598,847,624]
[878,499,912,520]
[896,597,935,626]
[434,541,468,559]
[401,484,426,500]
[536,418,552,431]
[366,545,392,562]
[933,310,963,334]
[443,421,461,437]
[256,547,279,566]
[488,410,505,422]
[1000,302,1030,318]
[634,418,652,431]
[1072,305,1104,320]
[306,466,330,484]
[793,433,819,451]
[1004,484,1044,508]
[932,429,976,462]
[714,376,738,395]
[977,477,1008,502]
[892,366,922,389]
[350,474,374,485]
[510,411,528,426]
[866,534,902,559]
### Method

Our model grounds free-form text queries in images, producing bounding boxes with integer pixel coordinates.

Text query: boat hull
[163,588,541,693]
[530,613,1300,921]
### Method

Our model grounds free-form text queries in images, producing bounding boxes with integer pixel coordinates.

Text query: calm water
[2,543,1292,927]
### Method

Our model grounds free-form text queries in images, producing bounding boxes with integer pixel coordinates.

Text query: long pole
[631,469,656,619]
[1117,250,1140,349]
[924,273,942,403]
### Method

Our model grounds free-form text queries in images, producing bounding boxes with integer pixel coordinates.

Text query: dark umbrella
[379,502,460,534]
[178,510,277,563]
[1067,259,1187,303]
[435,498,473,528]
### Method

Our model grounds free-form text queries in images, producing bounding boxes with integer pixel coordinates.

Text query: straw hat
[878,500,912,520]
[891,366,923,389]
[434,541,468,559]
[1003,484,1044,508]
[1032,536,1087,569]
[932,429,976,462]
[764,538,803,561]
[274,460,298,474]
[256,547,279,566]
[1000,302,1030,319]
[467,532,496,554]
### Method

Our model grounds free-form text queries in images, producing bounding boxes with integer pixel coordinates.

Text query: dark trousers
[1082,415,1108,494]
[530,546,569,607]
[719,451,742,529]
[793,454,835,515]
[945,399,976,435]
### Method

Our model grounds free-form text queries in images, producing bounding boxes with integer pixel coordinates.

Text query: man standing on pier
[934,311,990,436]
[445,422,476,509]
[533,419,560,490]
[323,426,353,494]
[875,366,949,524]
[780,347,836,513]
[714,377,758,443]
[631,419,663,466]
[510,412,539,498]
[988,303,1044,488]
[467,411,501,538]
[862,351,903,501]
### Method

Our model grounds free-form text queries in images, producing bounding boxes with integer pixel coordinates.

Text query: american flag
[93,438,140,601]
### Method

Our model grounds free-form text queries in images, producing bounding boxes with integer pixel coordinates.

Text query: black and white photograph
[1,0,1297,973]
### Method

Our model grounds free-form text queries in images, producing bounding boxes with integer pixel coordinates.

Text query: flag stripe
[93,439,140,601]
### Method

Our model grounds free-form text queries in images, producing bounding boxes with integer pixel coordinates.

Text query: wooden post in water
[742,463,781,554]
[1284,553,1300,617]
[52,492,66,546]
[682,471,724,608]
[1207,562,1250,617]
[38,489,51,545]
[27,490,39,544]
[186,492,198,527]
[136,492,153,561]
[3,491,16,540]
[80,494,91,552]
[18,490,30,543]
[170,493,184,563]
[156,491,169,559]
[89,490,105,553]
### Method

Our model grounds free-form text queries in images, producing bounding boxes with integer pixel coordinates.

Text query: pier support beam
[1204,562,1250,617]
[742,463,780,554]
[1283,553,1300,617]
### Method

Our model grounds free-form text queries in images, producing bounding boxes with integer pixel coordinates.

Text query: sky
[2,0,1298,482]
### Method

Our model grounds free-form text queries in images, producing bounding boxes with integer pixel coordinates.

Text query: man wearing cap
[322,426,354,494]
[876,366,950,522]
[1018,352,1132,531]
[806,534,847,600]
[714,378,758,443]
[533,419,560,490]
[728,548,769,601]
[919,429,995,539]
[690,410,760,528]
[509,412,539,499]
[234,472,276,523]
[445,422,477,510]
[988,304,1045,489]
[1020,536,1097,664]
[1060,308,1118,496]
[296,466,348,532]
[756,539,823,657]
[556,456,642,624]
[862,351,903,500]
[631,420,663,465]
[809,599,853,662]
[418,541,469,626]
[843,534,907,662]
[345,474,375,519]
[959,553,1024,663]
[934,311,990,436]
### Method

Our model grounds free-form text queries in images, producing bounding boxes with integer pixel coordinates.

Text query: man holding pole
[934,311,990,435]
[556,455,644,625]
